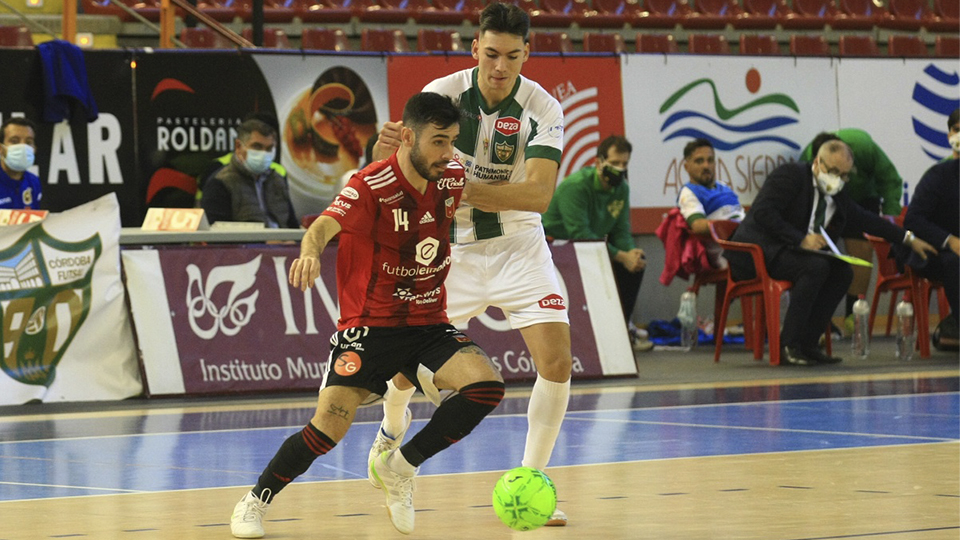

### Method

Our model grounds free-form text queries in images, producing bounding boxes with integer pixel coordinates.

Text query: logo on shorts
[538,294,566,310]
[334,351,361,376]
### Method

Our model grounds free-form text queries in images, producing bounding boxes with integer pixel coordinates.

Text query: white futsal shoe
[230,490,270,538]
[370,450,418,535]
[368,408,413,488]
[545,507,568,526]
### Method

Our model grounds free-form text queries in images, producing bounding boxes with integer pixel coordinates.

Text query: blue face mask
[2,143,35,172]
[242,147,275,177]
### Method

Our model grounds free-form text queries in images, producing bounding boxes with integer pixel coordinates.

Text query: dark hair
[597,135,631,160]
[243,112,280,137]
[809,131,842,160]
[949,108,959,130]
[682,138,713,159]
[402,92,461,133]
[0,117,37,144]
[237,118,277,142]
[479,2,530,42]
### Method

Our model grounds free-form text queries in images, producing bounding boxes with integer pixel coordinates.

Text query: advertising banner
[124,241,632,396]
[0,50,140,226]
[386,54,625,183]
[621,55,839,231]
[252,53,391,218]
[0,193,142,404]
[837,59,959,196]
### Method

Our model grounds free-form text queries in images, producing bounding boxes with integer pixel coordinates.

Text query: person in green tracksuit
[541,135,650,349]
[801,128,903,334]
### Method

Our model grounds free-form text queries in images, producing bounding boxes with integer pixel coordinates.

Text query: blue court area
[1,379,958,502]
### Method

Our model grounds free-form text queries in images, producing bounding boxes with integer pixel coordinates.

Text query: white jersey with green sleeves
[423,67,564,244]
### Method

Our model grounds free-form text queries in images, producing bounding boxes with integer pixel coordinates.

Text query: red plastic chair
[301,27,351,51]
[359,0,429,24]
[417,29,464,52]
[935,36,959,57]
[832,0,891,29]
[529,0,593,27]
[583,32,626,52]
[865,234,912,337]
[179,27,233,48]
[790,34,831,55]
[783,0,836,27]
[636,0,692,28]
[933,0,959,29]
[688,266,729,348]
[418,0,484,24]
[226,0,297,22]
[195,0,237,22]
[81,0,162,21]
[294,0,353,23]
[360,28,410,52]
[741,0,802,28]
[888,35,928,56]
[688,33,730,54]
[242,27,291,48]
[739,33,780,54]
[587,0,641,27]
[708,221,833,365]
[838,34,880,56]
[635,33,680,52]
[908,267,950,359]
[884,0,942,29]
[528,30,574,52]
[0,25,33,47]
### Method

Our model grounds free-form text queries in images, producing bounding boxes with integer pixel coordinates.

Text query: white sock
[389,448,418,475]
[522,374,570,470]
[382,379,415,438]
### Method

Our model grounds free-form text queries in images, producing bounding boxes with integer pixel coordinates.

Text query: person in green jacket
[542,135,651,350]
[801,129,903,335]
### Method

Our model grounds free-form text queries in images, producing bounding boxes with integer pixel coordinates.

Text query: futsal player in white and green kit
[370,1,572,527]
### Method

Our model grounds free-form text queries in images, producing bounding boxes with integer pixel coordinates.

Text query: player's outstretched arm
[289,215,342,291]
[463,157,559,213]
[372,121,403,161]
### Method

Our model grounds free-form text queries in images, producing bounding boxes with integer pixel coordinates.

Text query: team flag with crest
[0,193,142,404]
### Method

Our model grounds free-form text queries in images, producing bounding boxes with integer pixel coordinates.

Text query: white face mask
[242,148,275,176]
[812,162,844,196]
[949,132,960,153]
[2,143,35,172]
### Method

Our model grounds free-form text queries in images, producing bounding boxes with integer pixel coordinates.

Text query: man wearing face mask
[541,135,651,350]
[726,140,937,366]
[201,118,298,228]
[0,117,42,210]
[801,129,902,336]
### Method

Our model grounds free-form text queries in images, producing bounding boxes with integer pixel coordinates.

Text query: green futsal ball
[492,467,557,531]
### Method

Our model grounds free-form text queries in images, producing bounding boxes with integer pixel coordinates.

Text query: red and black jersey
[321,153,466,330]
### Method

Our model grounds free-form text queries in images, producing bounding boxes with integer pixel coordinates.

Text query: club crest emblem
[495,141,514,163]
[0,226,100,387]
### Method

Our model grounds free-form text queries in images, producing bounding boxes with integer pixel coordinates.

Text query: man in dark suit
[901,158,959,349]
[727,140,937,366]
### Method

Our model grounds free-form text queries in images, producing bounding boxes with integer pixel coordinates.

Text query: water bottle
[895,300,915,361]
[851,294,870,359]
[678,291,698,351]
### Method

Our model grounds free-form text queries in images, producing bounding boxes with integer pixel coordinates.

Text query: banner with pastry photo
[252,54,390,219]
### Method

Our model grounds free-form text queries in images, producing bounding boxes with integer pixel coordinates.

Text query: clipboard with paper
[818,226,873,267]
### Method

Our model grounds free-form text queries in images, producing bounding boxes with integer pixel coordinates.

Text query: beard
[410,143,447,182]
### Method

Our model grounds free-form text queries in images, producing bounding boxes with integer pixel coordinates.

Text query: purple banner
[150,243,603,395]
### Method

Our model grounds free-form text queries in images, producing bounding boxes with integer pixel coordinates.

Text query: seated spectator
[676,138,744,268]
[899,157,959,349]
[0,117,42,210]
[201,118,298,228]
[542,135,652,351]
[946,108,959,162]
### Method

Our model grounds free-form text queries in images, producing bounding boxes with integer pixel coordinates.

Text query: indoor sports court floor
[1,338,958,540]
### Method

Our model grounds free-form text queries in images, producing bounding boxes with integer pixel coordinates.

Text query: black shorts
[323,324,477,399]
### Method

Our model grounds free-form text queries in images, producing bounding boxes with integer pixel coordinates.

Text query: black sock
[845,295,857,316]
[400,381,504,467]
[253,423,336,502]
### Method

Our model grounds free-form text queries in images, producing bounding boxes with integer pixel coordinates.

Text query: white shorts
[445,226,570,329]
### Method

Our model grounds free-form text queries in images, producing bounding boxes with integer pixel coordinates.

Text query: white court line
[0,480,144,494]
[560,415,958,442]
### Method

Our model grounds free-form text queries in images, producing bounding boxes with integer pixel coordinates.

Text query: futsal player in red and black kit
[230,92,505,538]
